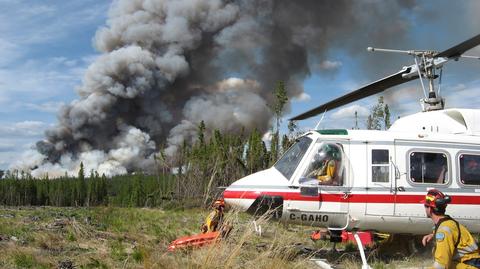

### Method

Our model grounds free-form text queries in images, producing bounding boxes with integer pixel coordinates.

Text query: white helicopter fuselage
[224,108,480,235]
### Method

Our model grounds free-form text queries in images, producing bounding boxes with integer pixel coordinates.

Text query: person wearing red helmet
[201,199,225,233]
[422,189,480,268]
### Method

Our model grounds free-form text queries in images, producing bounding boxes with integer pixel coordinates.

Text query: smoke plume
[13,0,416,177]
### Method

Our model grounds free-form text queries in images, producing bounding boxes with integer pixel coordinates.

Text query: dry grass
[0,206,433,268]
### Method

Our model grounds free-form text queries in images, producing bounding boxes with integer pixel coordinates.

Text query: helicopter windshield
[274,136,312,180]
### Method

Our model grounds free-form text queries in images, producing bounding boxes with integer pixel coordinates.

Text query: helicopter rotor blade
[290,68,417,121]
[436,33,480,59]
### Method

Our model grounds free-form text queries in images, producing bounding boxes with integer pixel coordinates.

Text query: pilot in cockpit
[305,144,342,185]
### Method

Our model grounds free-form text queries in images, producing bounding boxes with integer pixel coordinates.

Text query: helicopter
[223,34,480,241]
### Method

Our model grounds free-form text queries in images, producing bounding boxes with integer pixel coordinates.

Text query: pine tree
[366,96,391,130]
[281,134,292,154]
[270,81,289,163]
[269,132,279,166]
[246,129,266,173]
[384,104,391,129]
[75,162,86,206]
[273,81,288,133]
[197,120,206,147]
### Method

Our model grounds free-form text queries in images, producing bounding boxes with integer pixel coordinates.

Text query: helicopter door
[365,146,395,216]
[319,142,350,229]
[298,141,350,228]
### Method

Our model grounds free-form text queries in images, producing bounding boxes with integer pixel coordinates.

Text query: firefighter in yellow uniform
[201,199,225,233]
[317,159,336,183]
[422,189,480,269]
[307,144,340,185]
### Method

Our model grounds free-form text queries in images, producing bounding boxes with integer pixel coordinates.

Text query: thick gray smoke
[13,0,416,177]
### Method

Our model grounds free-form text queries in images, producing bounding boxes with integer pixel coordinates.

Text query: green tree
[246,129,266,173]
[269,132,279,166]
[270,81,289,163]
[197,120,206,147]
[384,104,391,129]
[281,134,293,154]
[75,162,86,206]
[272,81,288,133]
[366,96,391,130]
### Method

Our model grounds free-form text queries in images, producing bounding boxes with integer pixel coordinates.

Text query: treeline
[0,127,295,208]
[0,171,177,207]
[0,88,393,208]
[1,82,298,208]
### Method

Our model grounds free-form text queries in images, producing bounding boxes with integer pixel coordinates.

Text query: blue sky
[1,0,480,170]
[0,0,110,169]
[289,1,480,132]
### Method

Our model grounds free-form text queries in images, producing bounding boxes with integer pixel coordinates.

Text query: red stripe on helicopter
[223,190,480,204]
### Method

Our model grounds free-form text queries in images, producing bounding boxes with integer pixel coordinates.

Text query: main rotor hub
[289,34,480,122]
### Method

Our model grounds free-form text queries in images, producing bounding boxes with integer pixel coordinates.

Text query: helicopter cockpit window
[301,143,344,186]
[409,152,448,184]
[459,154,480,186]
[274,136,312,180]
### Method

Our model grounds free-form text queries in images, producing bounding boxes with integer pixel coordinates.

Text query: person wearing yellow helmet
[422,189,480,268]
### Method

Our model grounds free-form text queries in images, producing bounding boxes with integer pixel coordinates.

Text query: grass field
[0,206,432,268]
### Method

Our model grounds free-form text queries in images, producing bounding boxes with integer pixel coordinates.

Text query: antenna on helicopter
[314,109,327,130]
[290,34,480,121]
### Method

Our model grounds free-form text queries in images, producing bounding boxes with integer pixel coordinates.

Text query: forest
[0,87,390,210]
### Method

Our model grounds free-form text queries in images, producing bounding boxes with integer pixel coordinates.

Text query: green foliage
[84,258,109,269]
[269,132,279,166]
[132,247,144,263]
[246,129,268,173]
[366,96,392,130]
[1,121,292,208]
[109,240,127,261]
[67,231,76,242]
[269,81,289,165]
[344,241,357,252]
[272,81,288,132]
[0,173,173,207]
[13,253,36,268]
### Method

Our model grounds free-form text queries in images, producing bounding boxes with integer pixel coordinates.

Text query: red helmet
[212,199,225,209]
[423,189,450,212]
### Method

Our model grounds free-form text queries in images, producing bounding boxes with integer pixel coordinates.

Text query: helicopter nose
[223,167,286,217]
[223,185,258,212]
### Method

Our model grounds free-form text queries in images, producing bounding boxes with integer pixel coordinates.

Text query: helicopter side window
[459,154,480,186]
[372,149,389,182]
[409,152,448,184]
[301,143,344,186]
[274,136,312,180]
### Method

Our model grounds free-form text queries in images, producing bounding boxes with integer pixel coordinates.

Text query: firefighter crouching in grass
[201,199,225,233]
[422,189,480,269]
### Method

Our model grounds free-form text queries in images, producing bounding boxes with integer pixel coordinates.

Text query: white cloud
[318,60,342,71]
[0,143,15,152]
[0,56,91,113]
[338,79,364,94]
[0,1,109,170]
[444,83,480,109]
[0,38,21,66]
[23,101,66,113]
[0,1,108,47]
[331,105,369,120]
[293,92,311,102]
[0,121,47,138]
